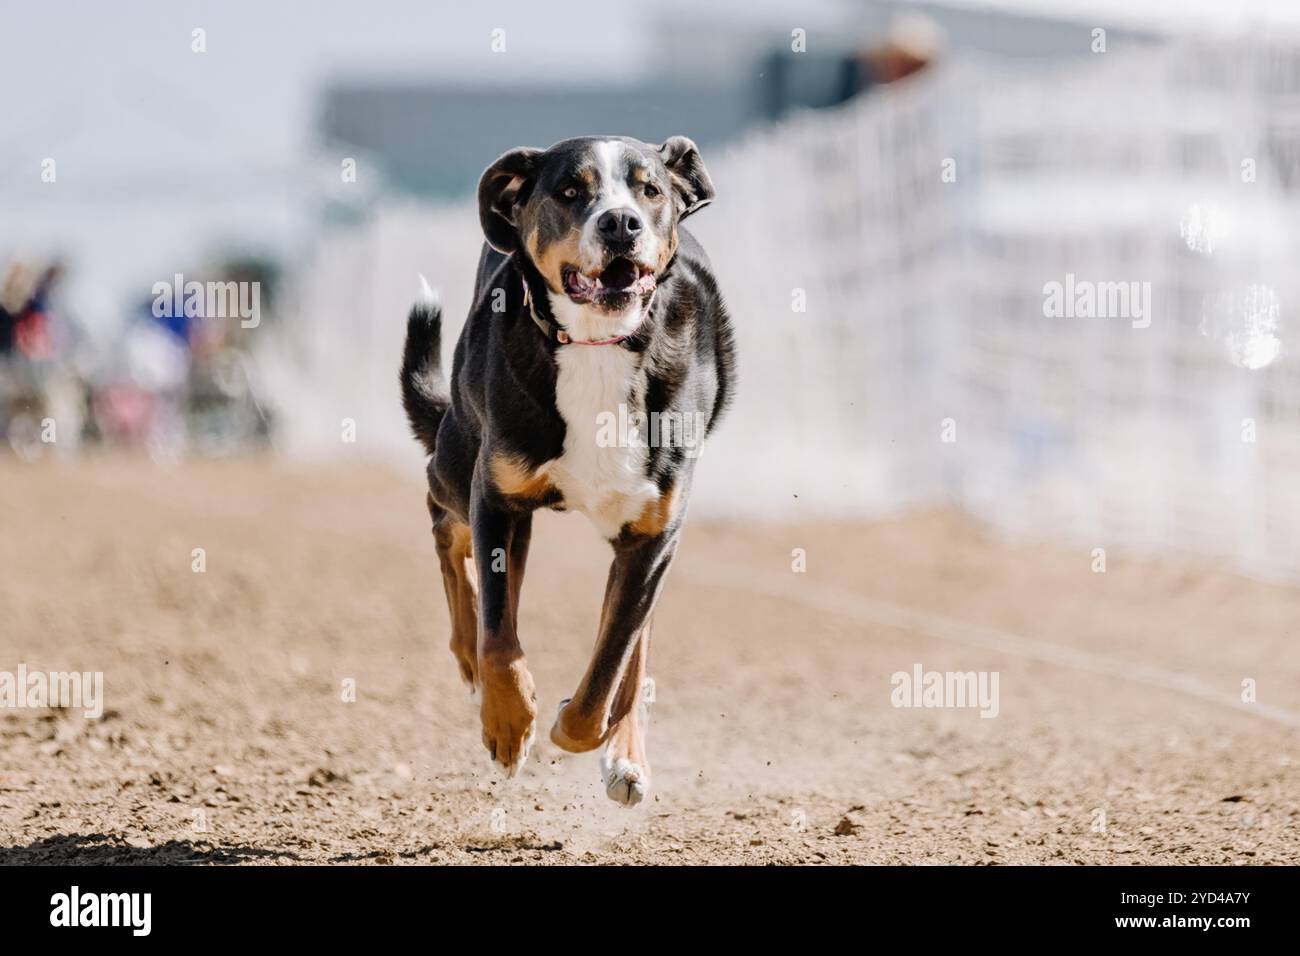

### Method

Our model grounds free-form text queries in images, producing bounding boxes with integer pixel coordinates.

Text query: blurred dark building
[319,82,763,199]
[318,0,1162,200]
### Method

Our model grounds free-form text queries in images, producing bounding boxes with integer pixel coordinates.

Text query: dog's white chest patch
[544,344,658,539]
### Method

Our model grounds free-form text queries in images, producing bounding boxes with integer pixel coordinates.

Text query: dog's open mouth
[563,258,656,309]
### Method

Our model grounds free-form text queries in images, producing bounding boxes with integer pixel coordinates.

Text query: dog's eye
[559,185,580,200]
[643,183,661,198]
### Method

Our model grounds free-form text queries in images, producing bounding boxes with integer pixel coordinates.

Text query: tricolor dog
[400,136,734,805]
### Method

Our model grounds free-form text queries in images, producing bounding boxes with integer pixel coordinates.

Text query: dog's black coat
[399,136,735,786]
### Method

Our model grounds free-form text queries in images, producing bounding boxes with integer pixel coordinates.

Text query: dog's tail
[400,274,449,456]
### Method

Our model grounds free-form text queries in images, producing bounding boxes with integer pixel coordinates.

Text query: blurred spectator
[0,259,88,458]
[1,263,34,357]
[762,13,945,117]
[861,14,945,84]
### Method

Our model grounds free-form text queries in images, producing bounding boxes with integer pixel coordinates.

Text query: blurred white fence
[264,36,1300,580]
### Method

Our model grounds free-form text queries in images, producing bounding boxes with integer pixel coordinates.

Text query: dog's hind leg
[599,617,654,806]
[430,494,478,691]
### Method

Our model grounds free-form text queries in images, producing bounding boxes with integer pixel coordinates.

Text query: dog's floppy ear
[658,136,715,220]
[478,147,541,253]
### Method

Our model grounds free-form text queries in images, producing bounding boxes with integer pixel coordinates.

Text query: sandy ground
[0,456,1297,865]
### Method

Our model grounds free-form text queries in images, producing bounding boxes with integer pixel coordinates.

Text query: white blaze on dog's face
[477,136,714,338]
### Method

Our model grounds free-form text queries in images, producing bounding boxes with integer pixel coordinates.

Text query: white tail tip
[416,272,439,308]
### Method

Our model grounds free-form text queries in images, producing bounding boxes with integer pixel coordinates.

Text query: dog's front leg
[551,528,679,803]
[470,487,537,777]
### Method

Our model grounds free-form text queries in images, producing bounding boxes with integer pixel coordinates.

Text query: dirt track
[1,457,1297,864]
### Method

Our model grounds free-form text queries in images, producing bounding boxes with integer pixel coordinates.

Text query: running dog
[400,135,734,805]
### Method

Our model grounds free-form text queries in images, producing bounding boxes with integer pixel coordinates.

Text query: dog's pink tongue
[567,271,596,296]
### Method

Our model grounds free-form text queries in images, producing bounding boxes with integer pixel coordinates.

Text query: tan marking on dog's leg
[431,499,478,690]
[627,484,678,538]
[489,453,555,501]
[551,574,620,754]
[600,619,653,806]
[552,532,679,754]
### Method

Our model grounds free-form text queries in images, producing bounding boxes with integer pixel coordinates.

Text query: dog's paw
[479,658,537,778]
[484,719,536,779]
[601,754,649,807]
[549,698,605,754]
[481,706,536,778]
[599,678,654,807]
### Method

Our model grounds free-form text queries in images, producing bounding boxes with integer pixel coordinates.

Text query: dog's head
[478,136,714,316]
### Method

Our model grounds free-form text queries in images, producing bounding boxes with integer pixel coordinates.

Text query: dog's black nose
[596,207,643,243]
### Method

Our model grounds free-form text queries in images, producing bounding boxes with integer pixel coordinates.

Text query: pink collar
[559,329,629,346]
